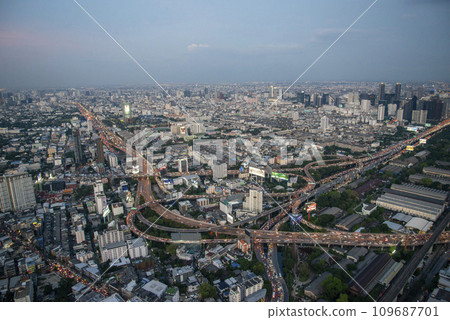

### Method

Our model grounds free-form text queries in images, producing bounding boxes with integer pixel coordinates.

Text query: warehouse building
[335,214,364,231]
[423,167,450,179]
[375,183,447,222]
[390,183,448,201]
[349,253,392,296]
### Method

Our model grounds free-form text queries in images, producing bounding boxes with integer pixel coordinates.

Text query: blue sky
[0,0,449,88]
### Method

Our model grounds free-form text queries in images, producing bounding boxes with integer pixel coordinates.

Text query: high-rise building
[72,129,83,166]
[75,228,85,244]
[0,173,36,212]
[96,138,105,165]
[396,108,404,125]
[108,153,118,168]
[361,99,371,113]
[395,83,401,101]
[377,104,385,122]
[98,229,127,262]
[244,189,263,214]
[123,103,131,120]
[387,104,397,116]
[212,163,227,181]
[178,158,188,173]
[93,180,104,195]
[320,116,330,132]
[378,83,386,102]
[412,110,428,125]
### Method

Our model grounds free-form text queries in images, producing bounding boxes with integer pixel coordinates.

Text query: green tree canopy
[322,275,347,301]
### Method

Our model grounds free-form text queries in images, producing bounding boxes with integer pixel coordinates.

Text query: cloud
[187,43,210,51]
[310,28,345,43]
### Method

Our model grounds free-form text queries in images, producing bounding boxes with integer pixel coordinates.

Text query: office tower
[244,189,263,214]
[298,91,305,104]
[93,180,104,195]
[395,83,401,101]
[387,104,397,116]
[304,93,311,106]
[412,110,428,125]
[320,116,330,132]
[361,99,371,113]
[377,105,385,121]
[396,108,404,125]
[95,192,110,220]
[178,158,188,173]
[108,153,118,168]
[378,82,385,102]
[322,93,329,105]
[422,98,444,120]
[269,86,274,99]
[72,129,83,165]
[212,163,227,181]
[0,173,36,212]
[443,99,450,119]
[123,103,131,120]
[96,138,105,165]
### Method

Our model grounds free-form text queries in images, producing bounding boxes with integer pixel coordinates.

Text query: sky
[0,0,449,88]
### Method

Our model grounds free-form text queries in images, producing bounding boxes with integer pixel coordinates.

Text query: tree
[251,261,265,276]
[337,293,348,302]
[420,177,433,187]
[311,259,325,274]
[198,283,217,300]
[166,243,178,256]
[321,275,347,301]
[139,195,145,205]
[299,262,310,281]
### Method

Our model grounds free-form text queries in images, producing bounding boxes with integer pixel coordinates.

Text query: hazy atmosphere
[1,0,449,88]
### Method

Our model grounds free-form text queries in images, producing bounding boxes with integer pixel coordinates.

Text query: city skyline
[1,0,450,88]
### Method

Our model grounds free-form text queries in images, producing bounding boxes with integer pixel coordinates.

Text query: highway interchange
[76,102,450,301]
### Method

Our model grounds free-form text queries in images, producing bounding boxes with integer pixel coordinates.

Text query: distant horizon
[0,79,448,92]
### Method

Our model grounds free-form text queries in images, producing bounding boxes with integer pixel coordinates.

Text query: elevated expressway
[76,102,450,248]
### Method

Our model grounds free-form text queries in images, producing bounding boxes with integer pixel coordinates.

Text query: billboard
[249,166,265,178]
[419,139,427,144]
[406,126,419,132]
[406,145,414,151]
[271,172,289,181]
[306,202,317,213]
[102,206,111,218]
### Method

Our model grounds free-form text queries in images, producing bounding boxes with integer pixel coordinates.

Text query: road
[380,209,450,302]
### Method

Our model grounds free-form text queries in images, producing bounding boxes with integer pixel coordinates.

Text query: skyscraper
[244,189,263,214]
[377,104,385,121]
[396,108,404,126]
[0,173,36,212]
[123,103,131,121]
[320,116,330,132]
[395,83,401,101]
[378,82,385,102]
[96,138,105,165]
[72,129,83,165]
